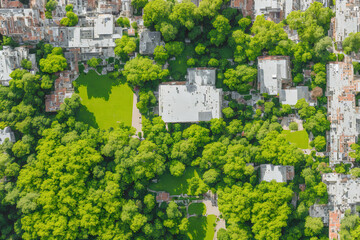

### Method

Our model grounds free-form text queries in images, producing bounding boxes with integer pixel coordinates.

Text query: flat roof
[258,56,291,95]
[159,68,222,123]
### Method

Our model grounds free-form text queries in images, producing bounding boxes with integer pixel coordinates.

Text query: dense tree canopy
[169,1,197,31]
[87,57,101,68]
[224,65,257,93]
[343,32,360,54]
[122,56,169,88]
[39,47,67,73]
[131,0,148,10]
[0,2,342,240]
[114,35,137,60]
[60,9,79,27]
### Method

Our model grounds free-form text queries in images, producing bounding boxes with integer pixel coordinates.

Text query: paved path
[215,218,226,240]
[281,117,304,130]
[203,200,220,217]
[131,93,142,136]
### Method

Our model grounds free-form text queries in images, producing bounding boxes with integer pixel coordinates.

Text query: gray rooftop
[334,0,360,44]
[258,56,291,95]
[323,173,360,210]
[0,127,15,145]
[280,86,315,106]
[139,31,162,55]
[327,61,360,166]
[0,46,29,86]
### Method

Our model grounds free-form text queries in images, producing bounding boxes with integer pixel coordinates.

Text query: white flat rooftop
[159,68,222,123]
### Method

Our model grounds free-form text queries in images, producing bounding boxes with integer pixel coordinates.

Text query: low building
[327,60,360,166]
[45,71,75,112]
[0,126,15,144]
[259,164,295,183]
[310,173,360,240]
[230,0,254,17]
[0,46,30,86]
[258,56,292,96]
[0,0,23,8]
[334,0,360,48]
[230,0,330,22]
[0,8,44,43]
[309,204,331,225]
[156,192,171,203]
[279,86,316,106]
[159,68,222,123]
[254,0,285,23]
[139,31,162,55]
[67,14,122,61]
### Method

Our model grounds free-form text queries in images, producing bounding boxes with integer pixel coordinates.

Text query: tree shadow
[188,216,208,240]
[74,70,121,101]
[76,105,99,128]
[189,203,206,216]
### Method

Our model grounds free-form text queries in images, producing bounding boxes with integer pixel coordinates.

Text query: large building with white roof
[326,60,360,166]
[159,68,222,123]
[259,164,294,183]
[258,56,292,96]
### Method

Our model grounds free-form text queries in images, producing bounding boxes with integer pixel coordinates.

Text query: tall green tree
[39,47,67,74]
[224,65,257,93]
[122,56,169,87]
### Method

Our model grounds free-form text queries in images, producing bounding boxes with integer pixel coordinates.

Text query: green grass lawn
[168,45,195,81]
[187,215,216,240]
[188,203,206,216]
[282,130,310,149]
[74,70,133,129]
[149,167,202,195]
[217,46,234,59]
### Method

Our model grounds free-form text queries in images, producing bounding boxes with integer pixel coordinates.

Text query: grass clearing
[74,70,133,129]
[217,46,234,59]
[188,203,206,216]
[149,167,202,195]
[168,44,195,81]
[282,130,310,149]
[187,215,216,240]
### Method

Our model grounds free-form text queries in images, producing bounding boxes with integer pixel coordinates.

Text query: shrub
[338,53,344,61]
[289,122,298,131]
[187,58,196,67]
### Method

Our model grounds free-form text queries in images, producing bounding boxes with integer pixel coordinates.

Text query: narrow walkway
[131,93,142,136]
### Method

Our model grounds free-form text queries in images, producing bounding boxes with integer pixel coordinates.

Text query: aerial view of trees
[122,56,169,88]
[39,47,67,73]
[60,4,79,26]
[45,0,57,19]
[0,1,348,240]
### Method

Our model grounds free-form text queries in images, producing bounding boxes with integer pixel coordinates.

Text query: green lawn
[188,203,206,216]
[187,215,216,240]
[74,70,133,129]
[149,167,202,195]
[217,46,234,59]
[168,45,195,81]
[282,130,310,149]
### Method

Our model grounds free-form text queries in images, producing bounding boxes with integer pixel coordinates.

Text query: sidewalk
[131,93,143,136]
